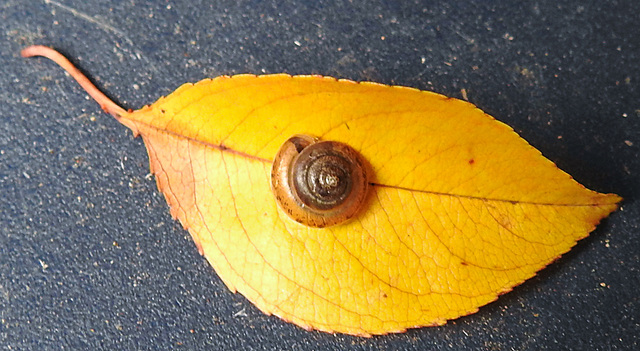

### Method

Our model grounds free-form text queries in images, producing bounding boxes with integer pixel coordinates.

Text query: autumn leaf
[22,45,620,336]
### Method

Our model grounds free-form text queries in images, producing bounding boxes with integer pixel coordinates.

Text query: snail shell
[271,135,369,228]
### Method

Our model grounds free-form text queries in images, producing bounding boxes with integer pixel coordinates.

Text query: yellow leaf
[23,46,620,336]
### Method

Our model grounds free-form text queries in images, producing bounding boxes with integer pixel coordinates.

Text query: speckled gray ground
[1,1,638,350]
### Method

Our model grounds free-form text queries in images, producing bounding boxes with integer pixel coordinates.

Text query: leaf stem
[21,45,127,119]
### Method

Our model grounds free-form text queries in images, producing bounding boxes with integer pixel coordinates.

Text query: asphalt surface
[1,1,638,350]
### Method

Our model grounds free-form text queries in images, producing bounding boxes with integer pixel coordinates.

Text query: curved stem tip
[21,45,128,119]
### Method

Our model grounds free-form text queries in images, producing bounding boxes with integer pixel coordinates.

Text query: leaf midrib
[122,114,616,208]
